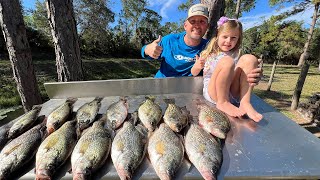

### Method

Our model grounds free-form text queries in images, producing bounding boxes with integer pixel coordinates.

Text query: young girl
[191,16,263,122]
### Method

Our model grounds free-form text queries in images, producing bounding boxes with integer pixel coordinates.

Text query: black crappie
[111,112,148,180]
[35,120,77,180]
[197,102,231,139]
[105,96,128,130]
[76,97,103,132]
[0,124,45,179]
[7,105,42,139]
[0,121,15,151]
[163,98,189,132]
[148,123,184,180]
[71,120,112,180]
[138,96,162,131]
[185,123,222,180]
[46,98,77,134]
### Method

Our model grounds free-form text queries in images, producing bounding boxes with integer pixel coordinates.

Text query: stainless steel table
[20,76,320,179]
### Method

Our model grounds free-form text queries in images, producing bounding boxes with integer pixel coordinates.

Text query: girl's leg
[207,56,245,117]
[232,54,263,122]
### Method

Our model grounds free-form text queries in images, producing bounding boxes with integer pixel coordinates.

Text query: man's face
[184,16,209,40]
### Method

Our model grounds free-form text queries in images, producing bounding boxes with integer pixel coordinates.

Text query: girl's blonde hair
[200,18,243,58]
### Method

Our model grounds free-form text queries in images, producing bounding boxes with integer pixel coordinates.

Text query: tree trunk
[0,0,42,112]
[235,0,241,19]
[291,63,310,110]
[46,0,84,82]
[267,60,278,91]
[297,2,319,67]
[201,0,225,40]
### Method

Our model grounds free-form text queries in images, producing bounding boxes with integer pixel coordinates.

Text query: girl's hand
[191,55,206,76]
[194,55,206,70]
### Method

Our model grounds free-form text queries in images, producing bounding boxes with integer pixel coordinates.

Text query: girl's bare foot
[216,102,245,117]
[239,102,263,122]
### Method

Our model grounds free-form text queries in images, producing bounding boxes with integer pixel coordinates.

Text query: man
[141,4,262,85]
[141,3,209,78]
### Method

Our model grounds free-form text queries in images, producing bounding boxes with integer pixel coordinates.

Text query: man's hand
[247,67,263,86]
[145,35,163,59]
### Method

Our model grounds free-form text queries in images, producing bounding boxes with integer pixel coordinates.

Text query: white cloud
[240,4,314,30]
[147,0,181,19]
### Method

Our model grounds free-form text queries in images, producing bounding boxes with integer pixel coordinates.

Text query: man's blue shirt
[141,32,208,78]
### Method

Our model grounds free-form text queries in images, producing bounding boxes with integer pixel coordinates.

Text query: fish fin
[119,96,128,102]
[4,144,21,155]
[145,95,156,101]
[94,96,104,102]
[163,98,175,105]
[66,97,78,105]
[32,104,43,110]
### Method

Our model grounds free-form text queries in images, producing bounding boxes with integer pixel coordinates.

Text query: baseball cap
[187,4,209,20]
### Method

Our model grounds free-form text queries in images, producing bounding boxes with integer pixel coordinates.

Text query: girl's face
[217,28,240,52]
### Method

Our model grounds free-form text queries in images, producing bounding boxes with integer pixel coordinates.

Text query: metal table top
[19,77,320,179]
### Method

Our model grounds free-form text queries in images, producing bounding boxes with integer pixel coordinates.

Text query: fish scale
[46,98,77,134]
[71,120,112,180]
[7,105,42,139]
[163,98,189,132]
[197,103,231,139]
[138,96,162,132]
[76,97,103,131]
[105,97,128,130]
[111,115,148,180]
[36,120,77,180]
[0,124,45,179]
[185,123,222,180]
[148,123,184,180]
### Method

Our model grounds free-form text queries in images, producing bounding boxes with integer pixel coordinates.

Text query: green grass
[253,64,320,121]
[1,58,319,123]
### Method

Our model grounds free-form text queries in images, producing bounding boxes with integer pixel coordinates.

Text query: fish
[148,123,184,180]
[0,121,15,151]
[197,102,231,139]
[111,112,148,180]
[138,96,162,131]
[163,98,189,132]
[76,97,103,132]
[7,105,42,139]
[104,96,129,130]
[46,98,77,134]
[184,123,222,180]
[71,120,112,180]
[0,124,45,179]
[35,120,78,180]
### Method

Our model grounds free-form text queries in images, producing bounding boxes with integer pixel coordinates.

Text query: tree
[225,0,256,18]
[0,0,42,111]
[201,0,225,39]
[46,0,84,82]
[298,1,319,66]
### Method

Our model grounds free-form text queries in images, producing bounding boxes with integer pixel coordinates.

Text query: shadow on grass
[83,59,160,80]
[254,89,292,110]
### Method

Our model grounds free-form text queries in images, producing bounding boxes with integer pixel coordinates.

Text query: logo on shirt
[174,55,196,62]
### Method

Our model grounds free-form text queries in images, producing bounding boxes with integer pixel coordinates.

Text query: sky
[22,0,315,30]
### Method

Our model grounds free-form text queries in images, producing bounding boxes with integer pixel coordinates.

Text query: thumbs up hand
[145,35,163,59]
